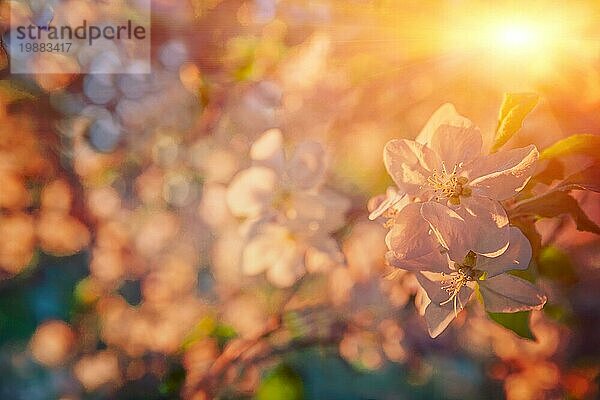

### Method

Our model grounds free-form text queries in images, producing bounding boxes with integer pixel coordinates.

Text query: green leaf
[214,323,237,348]
[492,93,538,151]
[181,315,216,350]
[555,164,600,193]
[543,303,574,325]
[487,311,535,340]
[159,364,186,395]
[511,190,600,235]
[539,134,600,160]
[538,246,578,286]
[256,364,304,400]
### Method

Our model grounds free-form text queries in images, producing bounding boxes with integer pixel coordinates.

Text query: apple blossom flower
[387,208,546,337]
[225,129,349,287]
[374,103,538,257]
[242,221,344,287]
[369,190,445,265]
[367,186,408,224]
[226,129,349,233]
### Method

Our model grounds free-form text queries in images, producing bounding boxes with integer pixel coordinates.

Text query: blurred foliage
[538,246,578,286]
[256,364,304,400]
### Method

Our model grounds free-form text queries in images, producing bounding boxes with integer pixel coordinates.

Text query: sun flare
[495,23,540,49]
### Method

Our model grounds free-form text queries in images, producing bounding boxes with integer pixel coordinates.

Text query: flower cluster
[226,129,350,287]
[370,104,547,337]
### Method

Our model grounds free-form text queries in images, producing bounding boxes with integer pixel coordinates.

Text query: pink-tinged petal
[477,227,532,278]
[251,128,285,172]
[469,145,539,200]
[424,303,458,338]
[479,274,547,313]
[429,124,483,170]
[287,192,327,225]
[287,189,349,233]
[239,214,274,239]
[226,166,278,218]
[198,183,234,228]
[416,271,473,338]
[242,225,288,276]
[315,189,352,232]
[287,141,326,190]
[420,201,471,262]
[266,245,305,287]
[385,203,435,260]
[456,196,509,257]
[368,188,407,221]
[367,193,388,220]
[414,286,431,316]
[386,248,450,273]
[416,103,474,145]
[306,236,344,273]
[243,225,306,287]
[383,139,437,196]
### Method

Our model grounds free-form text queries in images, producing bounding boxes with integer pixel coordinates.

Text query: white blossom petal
[287,192,326,224]
[420,201,471,262]
[416,271,473,338]
[226,166,278,218]
[314,189,352,232]
[469,145,539,200]
[242,225,306,287]
[385,248,450,273]
[385,203,436,260]
[266,245,305,287]
[456,196,509,257]
[383,139,437,196]
[306,236,343,273]
[368,188,407,221]
[476,227,532,278]
[416,103,474,145]
[424,303,458,338]
[479,274,547,313]
[287,190,349,233]
[251,128,285,172]
[286,141,326,190]
[414,285,431,316]
[242,225,288,276]
[429,124,483,171]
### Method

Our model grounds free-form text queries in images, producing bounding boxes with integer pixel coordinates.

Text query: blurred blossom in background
[0,0,599,399]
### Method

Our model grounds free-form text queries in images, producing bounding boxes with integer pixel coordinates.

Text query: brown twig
[185,271,351,399]
[184,315,281,398]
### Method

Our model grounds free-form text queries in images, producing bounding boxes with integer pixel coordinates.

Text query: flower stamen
[427,163,471,204]
[439,251,482,316]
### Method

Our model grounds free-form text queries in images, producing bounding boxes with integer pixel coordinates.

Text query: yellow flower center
[383,207,400,228]
[272,190,297,219]
[439,251,483,315]
[427,164,471,205]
